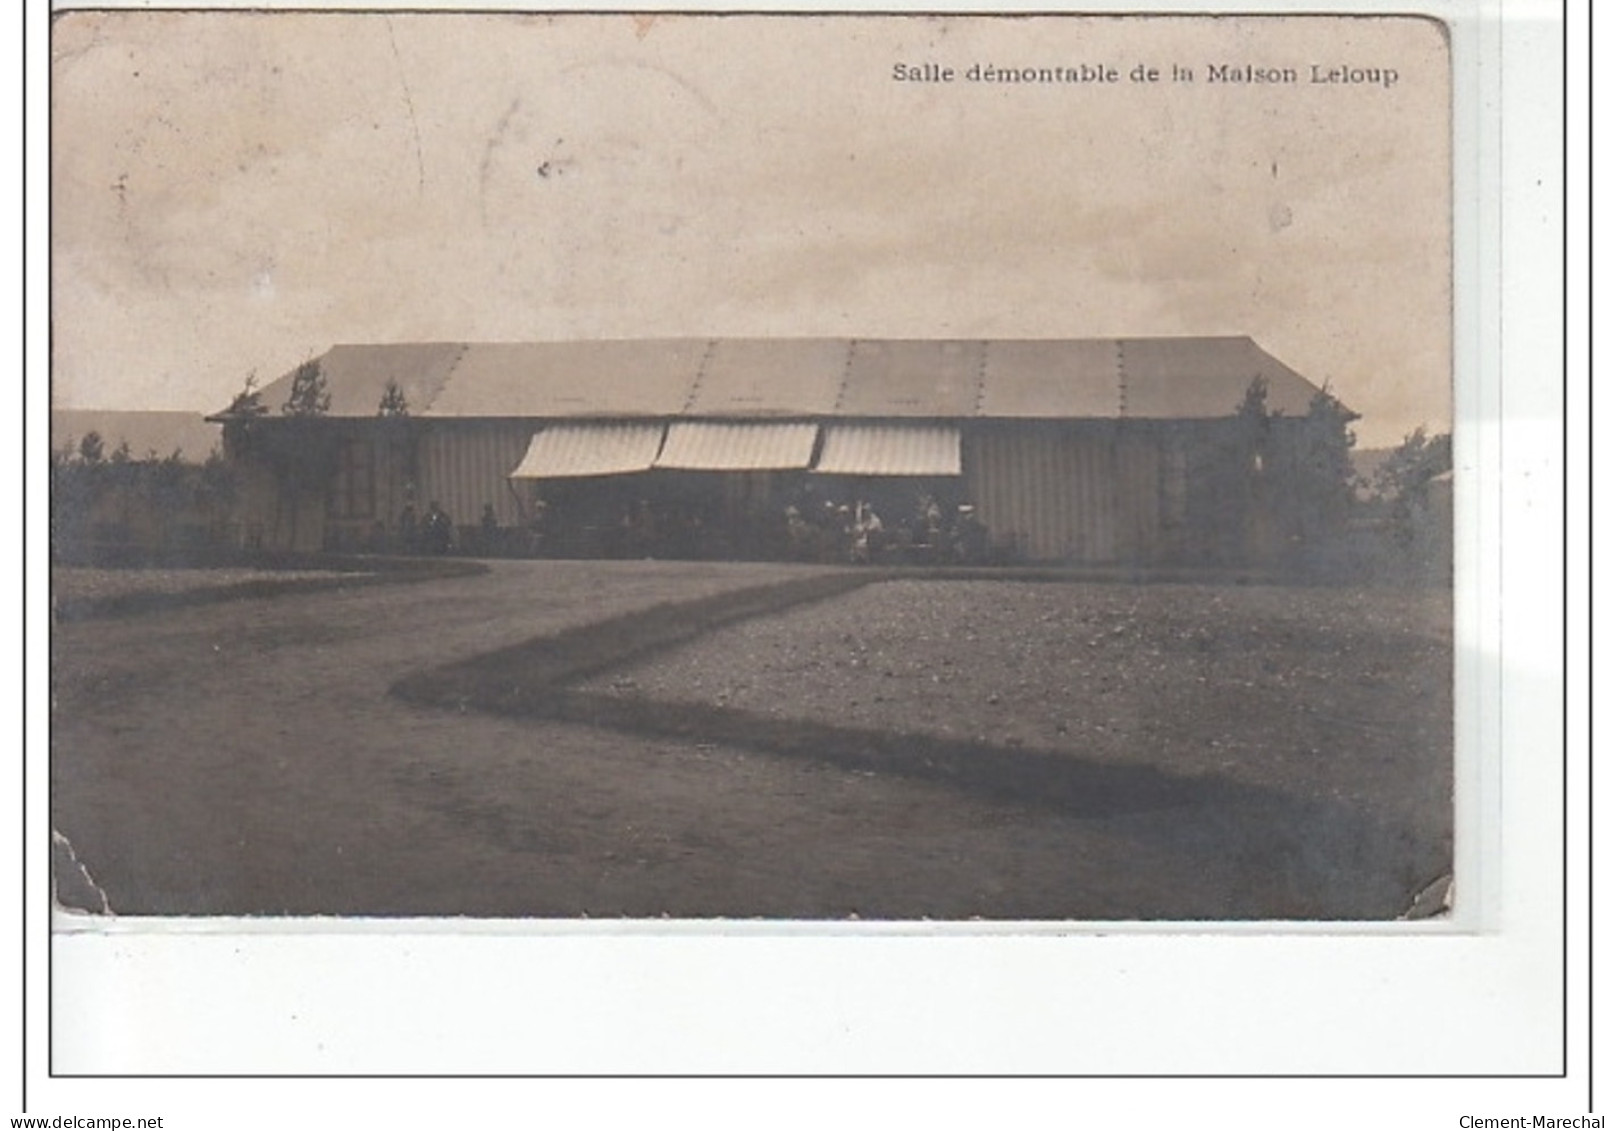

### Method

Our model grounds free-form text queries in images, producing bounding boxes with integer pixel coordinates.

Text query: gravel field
[581,579,1452,842]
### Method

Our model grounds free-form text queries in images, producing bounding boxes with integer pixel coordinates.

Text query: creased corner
[51,829,115,917]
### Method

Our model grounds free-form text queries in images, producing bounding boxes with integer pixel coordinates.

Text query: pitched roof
[434,340,706,417]
[1118,337,1317,418]
[249,337,1327,422]
[297,342,465,417]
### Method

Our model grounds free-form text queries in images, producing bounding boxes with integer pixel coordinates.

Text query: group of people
[394,499,456,555]
[377,490,994,564]
[782,493,991,565]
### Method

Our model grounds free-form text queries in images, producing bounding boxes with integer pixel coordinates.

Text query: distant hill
[1350,447,1395,497]
[51,409,222,464]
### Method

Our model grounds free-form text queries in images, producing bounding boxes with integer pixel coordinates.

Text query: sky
[51,11,1451,448]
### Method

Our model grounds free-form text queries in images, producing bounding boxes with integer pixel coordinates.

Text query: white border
[22,0,1585,1123]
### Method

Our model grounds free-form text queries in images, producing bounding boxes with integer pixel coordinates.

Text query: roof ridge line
[426,343,471,415]
[975,340,990,415]
[683,339,717,414]
[832,340,856,412]
[1114,340,1128,417]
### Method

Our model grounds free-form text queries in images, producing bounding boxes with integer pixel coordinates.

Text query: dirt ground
[53,566,357,603]
[50,559,1452,920]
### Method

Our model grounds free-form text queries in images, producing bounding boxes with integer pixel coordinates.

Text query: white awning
[813,424,962,476]
[507,423,665,479]
[654,421,820,471]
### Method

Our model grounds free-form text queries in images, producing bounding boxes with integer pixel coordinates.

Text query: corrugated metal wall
[239,417,1220,561]
[417,422,536,529]
[230,433,344,552]
[1115,432,1163,561]
[965,424,1170,563]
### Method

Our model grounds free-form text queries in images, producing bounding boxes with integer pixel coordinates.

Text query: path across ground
[50,559,1450,919]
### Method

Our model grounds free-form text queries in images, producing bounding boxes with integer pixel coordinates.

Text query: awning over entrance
[654,421,820,471]
[813,424,962,476]
[507,423,665,479]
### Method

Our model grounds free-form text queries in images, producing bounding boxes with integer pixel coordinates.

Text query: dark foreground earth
[50,559,1451,920]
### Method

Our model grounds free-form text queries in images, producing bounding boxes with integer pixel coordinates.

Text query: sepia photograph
[50,9,1454,928]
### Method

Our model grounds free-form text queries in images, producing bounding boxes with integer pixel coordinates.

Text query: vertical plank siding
[417,422,534,530]
[244,416,1234,562]
[1115,430,1162,561]
[965,423,1170,564]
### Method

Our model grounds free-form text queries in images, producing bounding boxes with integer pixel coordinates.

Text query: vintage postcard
[42,5,1512,1087]
[50,9,1452,922]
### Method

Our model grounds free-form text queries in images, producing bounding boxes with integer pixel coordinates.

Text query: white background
[16,0,1591,1126]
